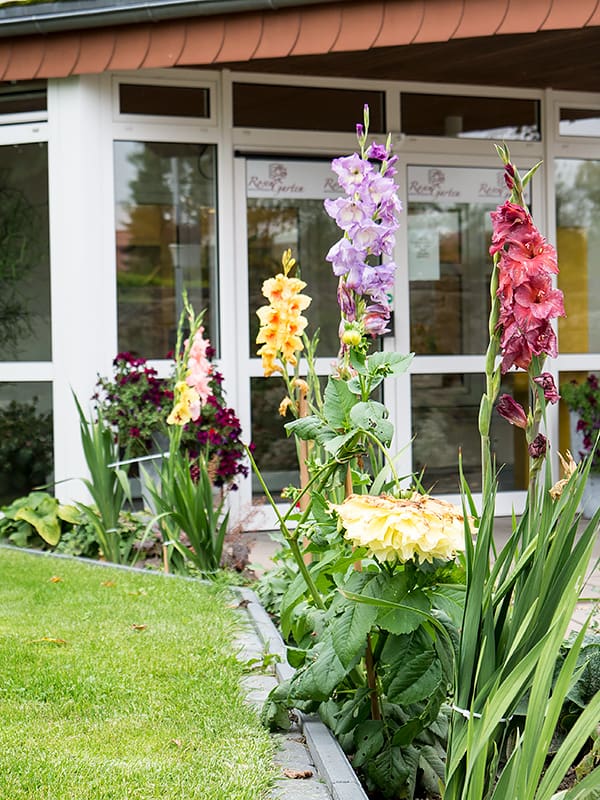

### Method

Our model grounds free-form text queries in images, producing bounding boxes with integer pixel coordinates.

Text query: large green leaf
[352,720,385,769]
[378,590,431,636]
[290,630,356,702]
[323,377,358,429]
[387,650,440,704]
[285,414,330,442]
[349,401,394,444]
[331,599,378,668]
[15,503,61,546]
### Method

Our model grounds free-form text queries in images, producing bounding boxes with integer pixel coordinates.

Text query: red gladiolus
[496,394,528,428]
[491,198,565,373]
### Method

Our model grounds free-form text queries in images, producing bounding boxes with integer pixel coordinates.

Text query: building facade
[1,0,600,524]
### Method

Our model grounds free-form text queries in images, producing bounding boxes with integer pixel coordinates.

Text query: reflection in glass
[411,372,528,493]
[114,142,218,359]
[408,202,494,355]
[250,376,300,499]
[558,371,600,462]
[559,108,600,137]
[0,142,50,361]
[401,93,540,141]
[0,382,53,505]
[247,197,340,356]
[555,158,600,354]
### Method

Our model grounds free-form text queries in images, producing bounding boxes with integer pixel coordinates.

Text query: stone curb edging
[236,586,369,800]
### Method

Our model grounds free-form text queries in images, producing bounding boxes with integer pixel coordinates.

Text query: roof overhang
[0,0,599,91]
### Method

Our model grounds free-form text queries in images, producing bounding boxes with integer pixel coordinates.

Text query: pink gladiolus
[185,326,213,406]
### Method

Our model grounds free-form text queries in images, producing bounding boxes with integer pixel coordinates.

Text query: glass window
[246,159,343,358]
[401,93,541,141]
[0,81,46,116]
[0,142,51,361]
[119,84,210,118]
[555,158,600,354]
[411,372,528,494]
[559,108,600,137]
[0,382,53,505]
[114,141,219,358]
[407,165,528,355]
[233,84,385,132]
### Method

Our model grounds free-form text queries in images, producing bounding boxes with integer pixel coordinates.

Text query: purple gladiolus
[325,106,401,343]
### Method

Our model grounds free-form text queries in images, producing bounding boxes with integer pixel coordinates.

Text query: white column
[47,74,117,503]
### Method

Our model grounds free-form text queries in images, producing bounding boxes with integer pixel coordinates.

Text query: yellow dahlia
[331,493,468,563]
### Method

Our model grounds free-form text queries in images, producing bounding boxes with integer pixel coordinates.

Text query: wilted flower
[528,433,548,459]
[533,372,560,404]
[550,450,578,499]
[278,396,293,417]
[496,394,528,428]
[330,493,468,563]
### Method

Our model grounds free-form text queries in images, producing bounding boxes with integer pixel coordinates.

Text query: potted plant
[560,372,600,516]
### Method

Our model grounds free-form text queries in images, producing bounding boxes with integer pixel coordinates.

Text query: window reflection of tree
[0,146,48,360]
[117,142,217,358]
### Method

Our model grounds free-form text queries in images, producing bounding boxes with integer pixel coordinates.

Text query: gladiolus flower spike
[325,104,401,347]
[256,249,312,378]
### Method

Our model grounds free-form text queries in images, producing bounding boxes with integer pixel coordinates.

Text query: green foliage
[0,548,274,800]
[144,447,229,575]
[0,398,53,504]
[74,394,132,564]
[0,490,80,548]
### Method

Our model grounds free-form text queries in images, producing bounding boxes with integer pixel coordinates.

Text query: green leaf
[291,631,356,702]
[323,430,359,457]
[15,504,61,546]
[388,652,442,704]
[352,720,385,769]
[56,505,81,525]
[378,590,431,636]
[285,415,331,442]
[323,378,358,429]
[367,351,414,378]
[331,599,378,668]
[365,742,411,796]
[349,401,394,444]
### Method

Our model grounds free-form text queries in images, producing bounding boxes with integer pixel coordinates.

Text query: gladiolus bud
[533,372,560,404]
[496,394,528,428]
[528,433,547,459]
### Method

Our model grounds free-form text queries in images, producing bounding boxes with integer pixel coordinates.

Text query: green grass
[0,548,274,800]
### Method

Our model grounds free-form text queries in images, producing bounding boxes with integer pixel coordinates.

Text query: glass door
[243,158,343,499]
[406,164,532,502]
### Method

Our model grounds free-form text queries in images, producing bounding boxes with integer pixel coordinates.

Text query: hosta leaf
[15,506,61,546]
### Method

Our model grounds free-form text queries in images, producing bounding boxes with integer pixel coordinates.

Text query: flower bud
[528,433,547,459]
[496,394,527,428]
[342,328,362,347]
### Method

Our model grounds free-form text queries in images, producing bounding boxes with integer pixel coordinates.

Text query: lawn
[0,548,274,800]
